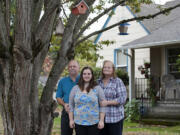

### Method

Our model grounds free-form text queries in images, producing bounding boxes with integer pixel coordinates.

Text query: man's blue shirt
[56,75,79,103]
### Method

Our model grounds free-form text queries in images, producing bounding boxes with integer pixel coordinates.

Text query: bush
[125,99,140,122]
[116,69,129,85]
[93,67,102,80]
[93,67,129,85]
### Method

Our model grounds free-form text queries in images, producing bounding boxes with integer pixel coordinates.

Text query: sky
[153,0,175,5]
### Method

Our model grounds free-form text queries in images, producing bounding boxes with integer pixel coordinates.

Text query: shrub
[93,67,102,80]
[93,67,129,85]
[116,69,129,85]
[125,99,140,122]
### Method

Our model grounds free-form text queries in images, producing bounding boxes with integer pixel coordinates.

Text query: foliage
[93,67,102,80]
[177,54,180,72]
[116,69,129,85]
[147,76,160,106]
[138,62,151,79]
[38,82,44,100]
[92,67,129,84]
[42,56,54,76]
[49,36,107,76]
[125,99,140,122]
[60,58,98,77]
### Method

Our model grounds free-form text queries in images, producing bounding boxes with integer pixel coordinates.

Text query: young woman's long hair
[78,66,97,93]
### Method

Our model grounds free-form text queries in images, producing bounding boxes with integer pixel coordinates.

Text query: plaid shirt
[98,77,127,123]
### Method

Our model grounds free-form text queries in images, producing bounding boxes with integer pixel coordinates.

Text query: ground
[1,107,180,135]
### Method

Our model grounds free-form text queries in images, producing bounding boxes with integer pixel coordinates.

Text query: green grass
[1,112,180,135]
[52,117,61,135]
[124,121,180,135]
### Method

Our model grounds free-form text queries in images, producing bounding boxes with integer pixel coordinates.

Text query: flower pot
[144,63,150,68]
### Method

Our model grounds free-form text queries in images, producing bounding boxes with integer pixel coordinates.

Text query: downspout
[120,49,135,103]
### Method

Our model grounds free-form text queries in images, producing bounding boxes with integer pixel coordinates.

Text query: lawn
[123,121,180,135]
[52,116,180,135]
[1,114,180,135]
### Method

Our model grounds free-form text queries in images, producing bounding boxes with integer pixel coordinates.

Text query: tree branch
[40,13,78,105]
[33,0,60,58]
[0,1,11,54]
[5,0,10,35]
[75,3,180,45]
[73,0,96,41]
[14,0,34,60]
[75,0,126,41]
[32,0,44,32]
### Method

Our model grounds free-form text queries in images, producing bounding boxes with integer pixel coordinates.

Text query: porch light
[118,23,130,35]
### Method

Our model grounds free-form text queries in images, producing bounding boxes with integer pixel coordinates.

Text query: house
[95,0,180,119]
[120,0,180,119]
[95,5,150,78]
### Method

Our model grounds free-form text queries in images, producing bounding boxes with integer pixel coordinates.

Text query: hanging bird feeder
[72,0,89,15]
[55,17,64,36]
[119,23,130,35]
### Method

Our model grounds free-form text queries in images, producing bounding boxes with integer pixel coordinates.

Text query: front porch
[134,76,180,120]
[120,43,180,120]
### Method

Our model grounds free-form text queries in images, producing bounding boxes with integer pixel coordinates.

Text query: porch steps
[140,118,180,126]
[142,100,180,119]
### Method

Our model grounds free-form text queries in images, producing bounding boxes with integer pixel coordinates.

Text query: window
[167,48,180,79]
[116,50,128,71]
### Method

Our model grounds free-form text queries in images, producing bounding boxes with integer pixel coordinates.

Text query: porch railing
[135,77,161,99]
[135,78,149,99]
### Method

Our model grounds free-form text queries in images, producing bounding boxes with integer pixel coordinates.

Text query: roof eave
[120,40,180,49]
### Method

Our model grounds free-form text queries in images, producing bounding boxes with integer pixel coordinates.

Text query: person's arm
[101,78,127,106]
[97,86,106,129]
[98,112,105,129]
[56,98,70,113]
[68,86,77,128]
[56,79,70,112]
[109,78,127,106]
[69,112,75,128]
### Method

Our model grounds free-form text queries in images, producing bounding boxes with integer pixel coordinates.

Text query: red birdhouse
[72,0,89,15]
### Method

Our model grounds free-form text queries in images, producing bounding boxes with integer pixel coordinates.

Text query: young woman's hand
[69,120,75,128]
[98,120,104,129]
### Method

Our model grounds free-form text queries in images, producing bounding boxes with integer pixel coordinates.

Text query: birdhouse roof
[75,0,89,9]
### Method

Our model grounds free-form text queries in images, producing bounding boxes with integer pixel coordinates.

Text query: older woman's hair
[78,66,97,93]
[101,60,116,79]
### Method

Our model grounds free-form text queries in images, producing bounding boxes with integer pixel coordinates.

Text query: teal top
[69,85,106,126]
[56,76,79,103]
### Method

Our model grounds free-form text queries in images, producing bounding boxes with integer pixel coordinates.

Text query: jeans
[99,119,124,135]
[75,124,99,135]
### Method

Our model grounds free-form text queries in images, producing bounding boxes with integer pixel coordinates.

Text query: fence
[135,78,149,99]
[135,77,161,99]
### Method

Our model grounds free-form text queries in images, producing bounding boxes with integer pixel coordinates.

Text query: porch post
[129,49,135,103]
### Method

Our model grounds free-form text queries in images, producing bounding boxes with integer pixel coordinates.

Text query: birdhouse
[55,18,64,36]
[72,0,89,15]
[118,23,130,35]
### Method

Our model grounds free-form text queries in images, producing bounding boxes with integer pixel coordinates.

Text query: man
[56,60,80,135]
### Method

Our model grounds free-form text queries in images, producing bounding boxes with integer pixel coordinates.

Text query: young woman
[69,66,106,135]
[98,60,127,135]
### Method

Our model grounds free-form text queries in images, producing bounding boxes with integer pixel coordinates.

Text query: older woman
[98,60,127,135]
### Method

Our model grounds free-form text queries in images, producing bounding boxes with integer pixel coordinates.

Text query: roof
[121,0,180,49]
[75,0,89,9]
